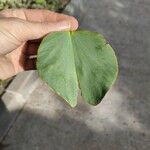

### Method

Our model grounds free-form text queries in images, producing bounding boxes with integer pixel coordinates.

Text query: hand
[0,9,78,80]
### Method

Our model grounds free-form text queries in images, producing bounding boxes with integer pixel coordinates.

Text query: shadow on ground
[0,84,150,150]
[0,106,149,150]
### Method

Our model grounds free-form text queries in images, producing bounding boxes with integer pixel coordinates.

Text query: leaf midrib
[68,31,79,94]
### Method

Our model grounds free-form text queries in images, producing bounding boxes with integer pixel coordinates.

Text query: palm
[6,42,37,72]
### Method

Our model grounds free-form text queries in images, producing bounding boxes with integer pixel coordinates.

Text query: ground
[0,0,150,150]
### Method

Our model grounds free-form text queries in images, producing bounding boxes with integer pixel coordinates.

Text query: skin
[0,9,78,80]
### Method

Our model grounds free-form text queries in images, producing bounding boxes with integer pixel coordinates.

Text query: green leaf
[37,31,118,107]
[35,0,45,4]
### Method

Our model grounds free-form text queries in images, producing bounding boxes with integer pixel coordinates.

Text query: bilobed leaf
[37,31,118,107]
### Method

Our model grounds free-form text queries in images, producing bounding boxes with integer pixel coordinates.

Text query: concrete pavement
[0,0,150,149]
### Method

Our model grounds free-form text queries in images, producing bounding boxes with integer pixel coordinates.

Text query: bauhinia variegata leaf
[37,31,118,107]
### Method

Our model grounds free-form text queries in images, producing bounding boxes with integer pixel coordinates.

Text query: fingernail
[57,20,70,30]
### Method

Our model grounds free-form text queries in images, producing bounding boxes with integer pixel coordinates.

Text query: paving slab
[1,0,150,150]
[0,71,39,142]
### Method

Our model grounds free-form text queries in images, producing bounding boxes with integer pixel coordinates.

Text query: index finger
[0,9,78,30]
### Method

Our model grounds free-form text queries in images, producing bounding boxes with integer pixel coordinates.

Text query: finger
[0,9,77,22]
[0,9,78,30]
[15,18,76,41]
[23,9,78,30]
[0,9,27,19]
[0,9,55,21]
[23,9,79,30]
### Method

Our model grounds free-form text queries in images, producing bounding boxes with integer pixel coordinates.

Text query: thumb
[17,18,78,41]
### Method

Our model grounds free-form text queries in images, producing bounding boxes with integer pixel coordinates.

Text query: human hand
[0,9,78,80]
